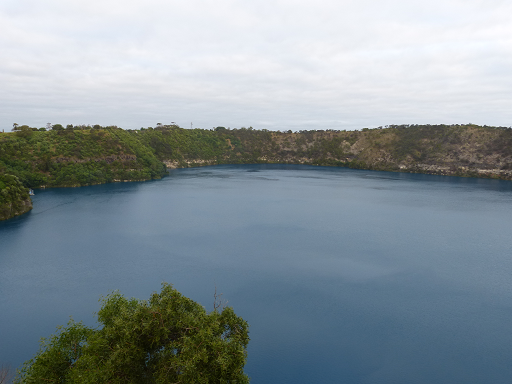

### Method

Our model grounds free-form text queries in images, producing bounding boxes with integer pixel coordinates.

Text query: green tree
[14,126,34,139]
[0,174,32,221]
[15,284,249,384]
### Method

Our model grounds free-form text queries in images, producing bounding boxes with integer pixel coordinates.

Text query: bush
[15,284,249,384]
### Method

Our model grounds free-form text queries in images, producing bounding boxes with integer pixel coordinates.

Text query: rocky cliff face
[192,124,512,180]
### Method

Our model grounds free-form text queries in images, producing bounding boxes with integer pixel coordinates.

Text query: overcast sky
[1,0,511,131]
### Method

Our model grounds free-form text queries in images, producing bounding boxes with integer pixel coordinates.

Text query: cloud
[1,0,511,130]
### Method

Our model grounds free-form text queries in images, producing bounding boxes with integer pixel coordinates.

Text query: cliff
[140,123,512,179]
[1,123,512,220]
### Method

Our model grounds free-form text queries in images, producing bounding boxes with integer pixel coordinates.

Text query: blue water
[1,165,512,383]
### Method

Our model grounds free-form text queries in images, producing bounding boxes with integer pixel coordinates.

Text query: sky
[1,0,511,131]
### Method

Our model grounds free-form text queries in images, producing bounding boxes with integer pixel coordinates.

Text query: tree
[15,283,249,384]
[0,174,32,221]
[14,125,35,138]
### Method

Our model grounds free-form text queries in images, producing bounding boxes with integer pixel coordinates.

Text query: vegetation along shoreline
[2,122,512,221]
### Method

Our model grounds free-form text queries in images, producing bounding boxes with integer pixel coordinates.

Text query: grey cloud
[1,0,511,130]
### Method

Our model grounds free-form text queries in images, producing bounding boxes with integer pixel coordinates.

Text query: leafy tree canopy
[16,283,250,384]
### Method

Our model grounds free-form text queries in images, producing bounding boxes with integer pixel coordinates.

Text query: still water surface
[1,165,512,383]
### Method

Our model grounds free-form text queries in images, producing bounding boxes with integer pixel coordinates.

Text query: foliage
[2,123,512,218]
[15,284,249,384]
[3,122,512,221]
[0,173,32,221]
[0,129,165,189]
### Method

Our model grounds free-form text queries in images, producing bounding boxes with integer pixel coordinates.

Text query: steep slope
[0,174,32,221]
[0,128,165,188]
[142,124,512,179]
[1,123,512,220]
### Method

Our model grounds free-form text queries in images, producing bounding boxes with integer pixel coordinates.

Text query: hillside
[138,123,512,179]
[1,123,512,220]
[0,173,32,221]
[0,127,165,188]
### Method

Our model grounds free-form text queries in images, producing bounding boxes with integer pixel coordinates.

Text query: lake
[1,164,512,383]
